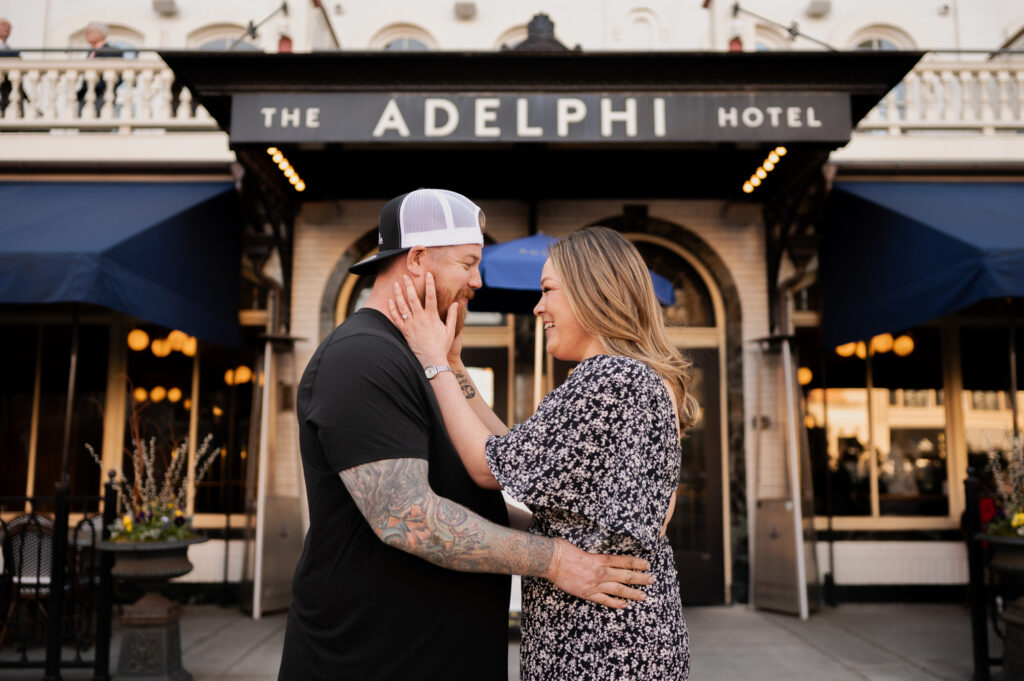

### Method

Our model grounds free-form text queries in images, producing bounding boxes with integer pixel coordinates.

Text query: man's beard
[438,288,474,335]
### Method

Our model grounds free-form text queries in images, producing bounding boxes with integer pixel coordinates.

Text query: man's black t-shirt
[278,308,510,681]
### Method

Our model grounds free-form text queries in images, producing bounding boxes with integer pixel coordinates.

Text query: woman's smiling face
[533,258,603,362]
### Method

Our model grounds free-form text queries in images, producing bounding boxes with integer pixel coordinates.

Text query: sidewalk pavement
[3,602,999,680]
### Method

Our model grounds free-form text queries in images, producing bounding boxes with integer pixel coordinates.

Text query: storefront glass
[801,325,948,518]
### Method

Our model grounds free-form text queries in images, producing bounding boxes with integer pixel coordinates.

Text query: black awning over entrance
[161,50,921,202]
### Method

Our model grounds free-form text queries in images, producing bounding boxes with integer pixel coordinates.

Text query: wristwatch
[424,365,452,380]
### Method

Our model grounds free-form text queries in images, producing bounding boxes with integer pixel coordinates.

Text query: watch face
[425,366,437,379]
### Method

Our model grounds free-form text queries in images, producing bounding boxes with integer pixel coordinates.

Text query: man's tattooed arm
[340,458,656,607]
[340,458,552,575]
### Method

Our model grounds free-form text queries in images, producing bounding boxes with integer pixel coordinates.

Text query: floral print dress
[486,354,689,681]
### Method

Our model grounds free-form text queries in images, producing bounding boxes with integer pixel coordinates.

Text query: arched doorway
[592,214,744,606]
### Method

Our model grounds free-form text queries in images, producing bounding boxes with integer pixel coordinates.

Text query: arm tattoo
[340,458,552,575]
[455,370,477,400]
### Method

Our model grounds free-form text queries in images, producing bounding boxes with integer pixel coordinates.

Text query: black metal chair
[0,513,69,653]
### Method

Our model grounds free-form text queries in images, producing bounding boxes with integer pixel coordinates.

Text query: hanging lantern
[797,367,813,386]
[182,336,198,357]
[234,365,253,384]
[168,330,187,352]
[855,341,867,359]
[224,369,235,386]
[150,386,167,403]
[133,387,148,402]
[870,333,894,354]
[835,342,857,358]
[127,329,150,351]
[893,335,915,356]
[167,387,182,403]
[151,338,171,358]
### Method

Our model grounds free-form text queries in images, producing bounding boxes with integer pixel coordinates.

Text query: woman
[389,227,698,680]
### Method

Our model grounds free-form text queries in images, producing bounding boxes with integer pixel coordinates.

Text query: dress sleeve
[485,357,673,546]
[306,333,430,473]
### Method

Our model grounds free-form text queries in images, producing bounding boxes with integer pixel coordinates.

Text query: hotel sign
[230,92,851,144]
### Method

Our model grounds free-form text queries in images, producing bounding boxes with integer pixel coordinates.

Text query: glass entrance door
[665,347,725,604]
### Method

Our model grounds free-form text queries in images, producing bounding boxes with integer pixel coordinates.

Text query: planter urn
[99,535,207,681]
[977,533,1024,680]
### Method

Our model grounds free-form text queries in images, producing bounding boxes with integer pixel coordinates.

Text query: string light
[742,146,788,194]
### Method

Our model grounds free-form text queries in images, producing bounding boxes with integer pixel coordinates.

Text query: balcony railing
[0,56,215,131]
[856,58,1024,135]
[2,53,1023,137]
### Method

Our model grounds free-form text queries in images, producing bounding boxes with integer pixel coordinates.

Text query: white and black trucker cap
[348,188,486,275]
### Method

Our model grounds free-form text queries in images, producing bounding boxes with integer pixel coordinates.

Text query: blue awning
[820,181,1024,346]
[0,181,243,346]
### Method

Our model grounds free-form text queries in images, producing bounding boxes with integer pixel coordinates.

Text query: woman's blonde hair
[548,226,700,434]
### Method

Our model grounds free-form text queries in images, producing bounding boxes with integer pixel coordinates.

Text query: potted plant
[86,400,220,681]
[977,434,1024,678]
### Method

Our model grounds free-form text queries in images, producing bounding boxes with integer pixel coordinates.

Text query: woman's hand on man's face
[387,272,458,367]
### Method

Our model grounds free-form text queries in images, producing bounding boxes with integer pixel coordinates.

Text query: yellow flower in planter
[1014,513,1024,529]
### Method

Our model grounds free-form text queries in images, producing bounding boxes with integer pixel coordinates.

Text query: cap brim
[348,247,412,276]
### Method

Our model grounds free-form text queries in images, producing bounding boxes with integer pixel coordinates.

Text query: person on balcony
[1,18,23,118]
[0,18,14,52]
[77,22,122,117]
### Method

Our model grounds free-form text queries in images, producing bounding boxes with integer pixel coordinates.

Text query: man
[0,18,20,117]
[78,21,121,117]
[0,18,14,52]
[278,189,651,681]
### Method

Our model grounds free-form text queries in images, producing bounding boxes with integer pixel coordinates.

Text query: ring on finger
[402,313,410,320]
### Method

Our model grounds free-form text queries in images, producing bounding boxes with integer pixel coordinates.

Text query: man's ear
[404,246,428,278]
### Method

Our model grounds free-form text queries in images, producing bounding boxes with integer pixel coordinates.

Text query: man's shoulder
[307,311,413,378]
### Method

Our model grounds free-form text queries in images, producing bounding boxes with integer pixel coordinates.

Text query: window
[122,324,253,519]
[0,321,107,510]
[383,37,428,51]
[800,326,949,518]
[370,24,436,51]
[187,23,261,51]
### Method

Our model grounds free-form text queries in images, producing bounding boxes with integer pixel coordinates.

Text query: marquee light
[741,146,787,194]
[268,148,307,194]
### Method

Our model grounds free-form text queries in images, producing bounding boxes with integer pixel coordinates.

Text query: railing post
[965,471,991,681]
[43,482,70,681]
[92,471,117,681]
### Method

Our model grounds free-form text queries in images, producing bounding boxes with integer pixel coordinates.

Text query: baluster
[99,68,117,121]
[176,85,193,121]
[996,70,1011,124]
[978,70,994,133]
[921,70,936,122]
[137,68,152,121]
[903,72,920,126]
[156,69,174,120]
[195,101,211,122]
[119,68,137,125]
[43,69,59,121]
[4,68,22,120]
[60,69,80,122]
[886,88,901,134]
[940,70,954,124]
[960,69,976,124]
[81,69,99,120]
[22,69,39,121]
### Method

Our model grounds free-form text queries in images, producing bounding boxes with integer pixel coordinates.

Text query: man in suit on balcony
[78,22,122,117]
